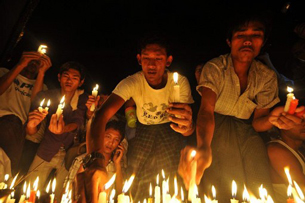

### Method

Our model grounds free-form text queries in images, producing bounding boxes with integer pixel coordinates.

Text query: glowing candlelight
[288,97,299,115]
[148,183,153,203]
[266,195,274,203]
[242,185,250,203]
[259,185,268,202]
[26,183,31,200]
[109,189,115,203]
[18,181,27,203]
[37,190,40,201]
[7,191,15,203]
[56,96,65,120]
[38,99,45,113]
[285,167,293,185]
[188,150,197,201]
[90,84,99,111]
[231,180,239,203]
[46,180,51,193]
[99,174,116,203]
[29,177,39,202]
[193,185,201,203]
[9,174,18,189]
[284,87,294,112]
[45,99,51,112]
[204,195,212,203]
[172,72,180,103]
[38,45,48,54]
[50,178,56,203]
[162,170,167,203]
[118,174,135,203]
[294,181,304,201]
[163,178,171,203]
[154,174,161,203]
[181,187,185,203]
[211,185,218,203]
[4,174,9,182]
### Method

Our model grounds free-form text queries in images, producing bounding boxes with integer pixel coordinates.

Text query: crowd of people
[0,11,304,203]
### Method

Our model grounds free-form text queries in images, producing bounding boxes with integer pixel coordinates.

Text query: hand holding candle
[56,96,65,120]
[37,45,48,54]
[90,84,99,111]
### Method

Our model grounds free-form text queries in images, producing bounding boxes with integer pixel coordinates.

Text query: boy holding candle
[0,51,51,175]
[267,107,305,202]
[81,34,194,202]
[178,11,302,201]
[25,61,88,199]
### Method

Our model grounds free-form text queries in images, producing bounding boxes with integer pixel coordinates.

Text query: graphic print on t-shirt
[13,78,34,97]
[141,102,169,124]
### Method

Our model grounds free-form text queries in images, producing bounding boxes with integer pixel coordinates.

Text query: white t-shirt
[0,68,47,124]
[113,70,194,125]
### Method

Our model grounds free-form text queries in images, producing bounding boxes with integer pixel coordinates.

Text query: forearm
[196,110,215,148]
[115,165,124,193]
[0,63,24,95]
[31,71,45,101]
[63,123,78,133]
[252,114,273,132]
[26,125,38,135]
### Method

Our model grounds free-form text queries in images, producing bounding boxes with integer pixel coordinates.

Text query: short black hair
[226,10,273,43]
[138,33,172,56]
[105,119,126,141]
[59,61,86,80]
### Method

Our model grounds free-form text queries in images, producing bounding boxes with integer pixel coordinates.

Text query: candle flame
[52,178,56,193]
[65,181,70,194]
[287,86,294,93]
[204,195,212,203]
[232,180,237,197]
[212,185,216,199]
[194,184,199,196]
[104,174,116,190]
[40,98,45,107]
[294,181,305,200]
[47,99,51,107]
[110,189,115,200]
[161,169,165,179]
[149,183,152,196]
[68,190,72,199]
[23,181,27,194]
[287,184,292,197]
[37,190,40,199]
[166,178,169,193]
[156,174,159,185]
[122,174,135,193]
[143,199,147,203]
[26,183,31,198]
[62,102,65,109]
[93,84,99,91]
[259,184,268,201]
[4,174,9,182]
[38,45,48,54]
[242,185,250,201]
[9,174,18,189]
[174,176,178,196]
[33,176,39,191]
[46,180,51,193]
[284,167,293,185]
[181,187,184,201]
[190,150,196,159]
[11,191,14,198]
[60,95,65,104]
[267,195,274,203]
[173,72,179,84]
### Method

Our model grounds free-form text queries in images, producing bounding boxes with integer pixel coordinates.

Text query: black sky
[16,0,305,94]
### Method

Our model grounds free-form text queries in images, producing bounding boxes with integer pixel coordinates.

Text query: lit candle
[37,45,48,54]
[29,177,39,203]
[98,174,116,203]
[38,99,45,113]
[259,184,268,202]
[173,72,180,103]
[188,150,197,202]
[288,97,299,115]
[287,185,294,203]
[181,187,185,203]
[60,181,70,203]
[56,96,65,120]
[204,195,212,203]
[154,174,161,203]
[231,180,239,203]
[36,190,40,203]
[293,181,304,202]
[7,191,16,203]
[50,178,56,203]
[211,185,218,203]
[90,84,99,111]
[26,183,32,203]
[148,183,153,203]
[163,178,171,203]
[242,185,250,203]
[192,185,201,203]
[161,170,167,203]
[284,87,294,112]
[109,189,115,203]
[45,99,51,112]
[0,174,9,189]
[19,181,27,203]
[266,195,274,203]
[117,174,135,203]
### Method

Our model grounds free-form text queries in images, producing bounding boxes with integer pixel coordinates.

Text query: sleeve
[179,75,194,104]
[69,93,88,129]
[196,61,224,97]
[112,75,138,101]
[256,71,280,109]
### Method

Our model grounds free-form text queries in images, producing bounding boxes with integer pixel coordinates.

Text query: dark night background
[1,0,305,100]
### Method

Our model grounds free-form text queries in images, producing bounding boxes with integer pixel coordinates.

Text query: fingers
[178,146,196,190]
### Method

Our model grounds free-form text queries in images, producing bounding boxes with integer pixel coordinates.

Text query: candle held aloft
[38,99,45,113]
[90,84,99,111]
[56,96,65,120]
[284,87,294,112]
[173,72,180,103]
[38,45,48,54]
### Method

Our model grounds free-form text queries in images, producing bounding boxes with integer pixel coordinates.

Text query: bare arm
[252,108,272,132]
[88,93,125,154]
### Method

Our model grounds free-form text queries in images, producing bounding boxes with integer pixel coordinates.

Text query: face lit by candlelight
[102,128,122,155]
[137,44,173,88]
[58,68,84,93]
[227,21,265,63]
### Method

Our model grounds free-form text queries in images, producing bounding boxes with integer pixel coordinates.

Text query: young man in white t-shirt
[0,51,51,175]
[78,35,195,202]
